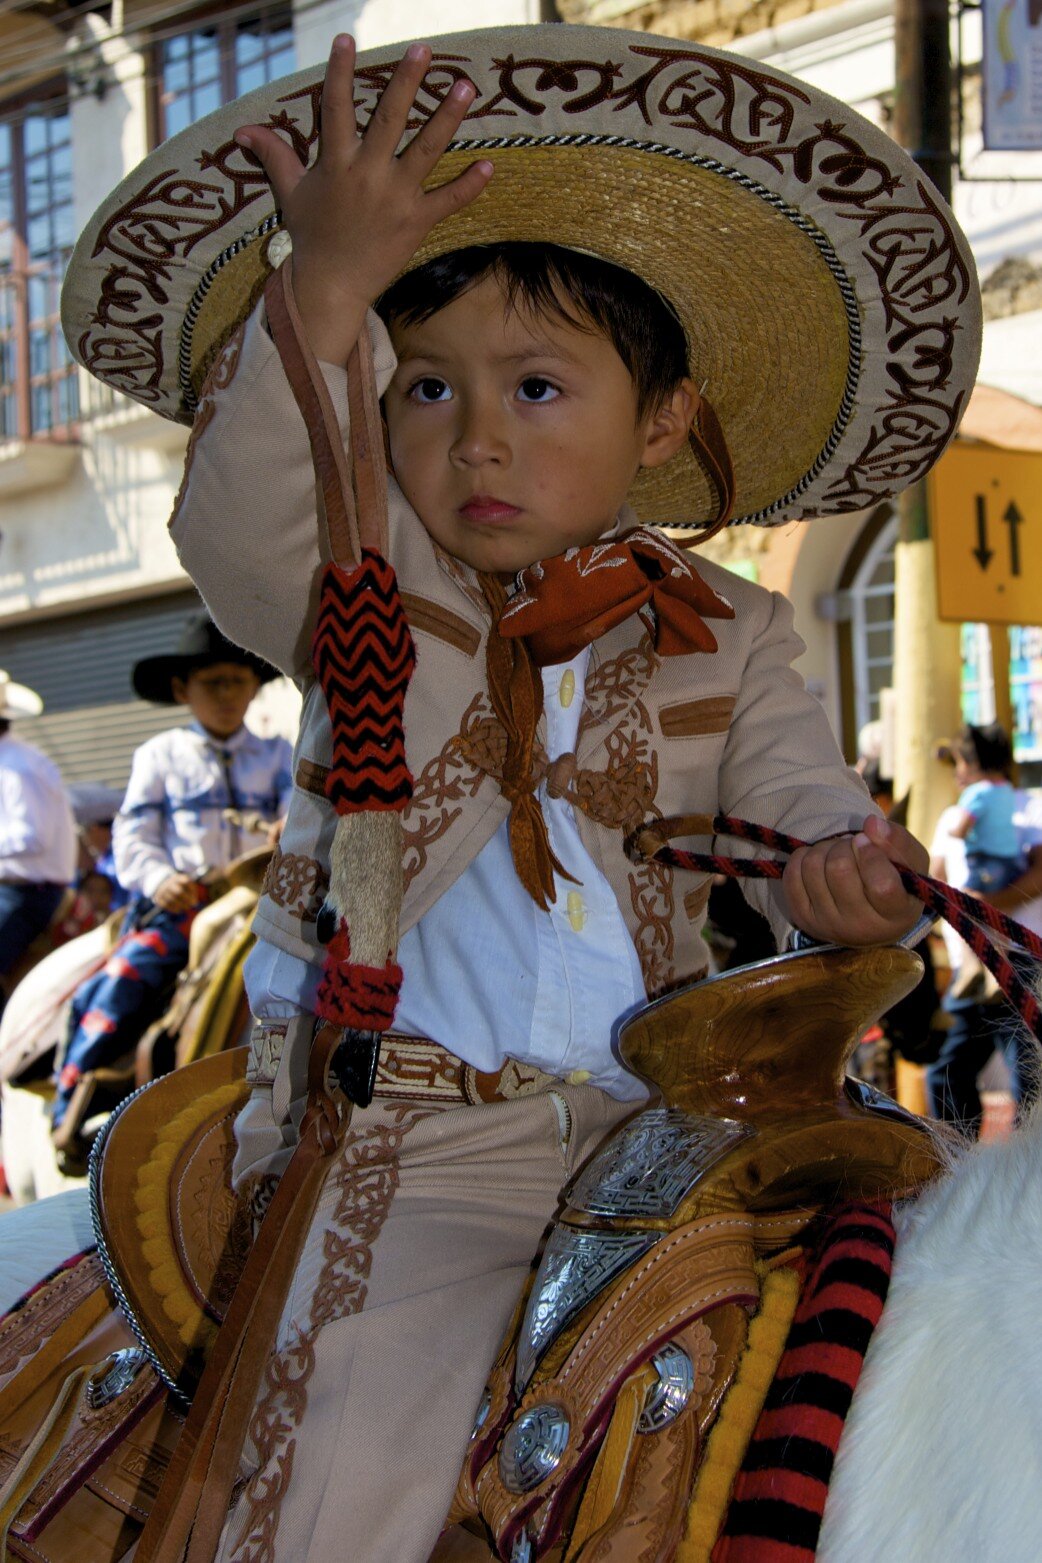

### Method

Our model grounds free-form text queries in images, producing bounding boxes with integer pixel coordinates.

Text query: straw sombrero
[0,672,43,721]
[61,25,981,528]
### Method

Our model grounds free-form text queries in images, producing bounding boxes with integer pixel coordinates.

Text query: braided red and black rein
[627,814,1042,1042]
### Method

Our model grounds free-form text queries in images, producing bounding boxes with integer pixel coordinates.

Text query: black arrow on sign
[1003,502,1023,577]
[973,496,993,570]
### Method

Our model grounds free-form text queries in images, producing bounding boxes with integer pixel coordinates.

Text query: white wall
[295,0,543,70]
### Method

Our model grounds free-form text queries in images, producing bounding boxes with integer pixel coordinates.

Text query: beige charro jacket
[170,307,876,1000]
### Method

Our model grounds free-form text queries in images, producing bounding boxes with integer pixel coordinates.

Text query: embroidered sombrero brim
[62,25,981,528]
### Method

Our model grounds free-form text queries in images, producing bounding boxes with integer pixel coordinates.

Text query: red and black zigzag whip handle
[312,550,416,812]
[310,551,417,1083]
[627,813,1042,1043]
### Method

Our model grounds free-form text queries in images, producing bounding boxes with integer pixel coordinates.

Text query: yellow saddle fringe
[680,1263,802,1563]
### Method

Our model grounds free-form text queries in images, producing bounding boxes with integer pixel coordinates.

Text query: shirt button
[566,890,586,931]
[559,669,576,709]
[567,1069,591,1086]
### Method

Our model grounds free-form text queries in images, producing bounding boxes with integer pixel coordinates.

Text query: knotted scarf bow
[496,526,736,668]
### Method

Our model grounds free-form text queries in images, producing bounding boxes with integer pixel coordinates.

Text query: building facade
[0,0,545,786]
[2,0,1040,794]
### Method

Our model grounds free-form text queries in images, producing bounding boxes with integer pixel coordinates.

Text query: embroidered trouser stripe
[713,1203,895,1562]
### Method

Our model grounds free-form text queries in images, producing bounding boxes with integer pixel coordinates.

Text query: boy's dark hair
[955,722,1014,777]
[0,719,9,737]
[376,243,690,421]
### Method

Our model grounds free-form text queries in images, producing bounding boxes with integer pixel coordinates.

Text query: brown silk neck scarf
[497,527,736,669]
[479,572,574,911]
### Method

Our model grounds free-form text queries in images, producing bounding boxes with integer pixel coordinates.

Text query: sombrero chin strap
[264,261,416,1106]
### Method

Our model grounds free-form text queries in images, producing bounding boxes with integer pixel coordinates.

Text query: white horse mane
[819,1099,1042,1562]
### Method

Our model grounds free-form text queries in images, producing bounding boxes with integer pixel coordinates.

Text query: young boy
[61,26,979,1558]
[53,614,292,1128]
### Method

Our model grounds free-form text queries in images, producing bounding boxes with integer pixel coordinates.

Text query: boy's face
[172,663,260,739]
[382,275,692,578]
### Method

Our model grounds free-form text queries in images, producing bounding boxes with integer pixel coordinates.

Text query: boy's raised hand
[781,814,928,947]
[234,36,493,365]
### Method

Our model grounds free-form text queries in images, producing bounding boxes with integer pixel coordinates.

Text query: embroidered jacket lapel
[575,610,660,770]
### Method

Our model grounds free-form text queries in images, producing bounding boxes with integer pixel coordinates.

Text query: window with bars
[157,8,296,143]
[0,96,78,442]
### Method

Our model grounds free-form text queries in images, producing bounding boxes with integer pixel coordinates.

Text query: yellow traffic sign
[930,443,1042,626]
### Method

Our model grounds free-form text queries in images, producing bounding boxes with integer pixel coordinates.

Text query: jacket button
[559,669,576,709]
[567,1069,591,1085]
[566,891,586,931]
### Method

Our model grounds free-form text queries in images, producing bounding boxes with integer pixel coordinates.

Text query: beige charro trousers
[220,1062,636,1563]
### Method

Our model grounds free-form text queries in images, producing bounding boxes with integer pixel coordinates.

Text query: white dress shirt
[113,720,293,900]
[0,733,77,885]
[245,650,651,1100]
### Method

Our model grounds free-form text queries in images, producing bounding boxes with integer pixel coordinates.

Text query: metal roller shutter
[0,591,204,789]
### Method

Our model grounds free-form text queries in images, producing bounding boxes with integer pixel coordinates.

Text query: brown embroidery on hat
[79,42,970,513]
[262,849,329,922]
[168,322,244,530]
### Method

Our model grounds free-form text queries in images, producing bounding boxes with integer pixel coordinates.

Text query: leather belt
[247,1021,561,1106]
[375,1034,560,1105]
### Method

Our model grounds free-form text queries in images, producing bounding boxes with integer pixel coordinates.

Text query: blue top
[958,779,1021,859]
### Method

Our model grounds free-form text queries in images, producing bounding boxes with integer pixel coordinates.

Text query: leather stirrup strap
[264,264,388,565]
[0,1365,90,1559]
[680,391,736,549]
[134,1023,350,1563]
[345,323,389,557]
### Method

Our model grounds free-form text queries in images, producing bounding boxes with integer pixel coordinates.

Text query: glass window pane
[57,371,78,424]
[28,273,48,319]
[23,115,47,156]
[863,591,894,624]
[31,383,52,431]
[194,80,222,119]
[30,331,51,376]
[163,95,193,139]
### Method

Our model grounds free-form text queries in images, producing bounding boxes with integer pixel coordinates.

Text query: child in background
[54,614,292,1128]
[948,723,1024,893]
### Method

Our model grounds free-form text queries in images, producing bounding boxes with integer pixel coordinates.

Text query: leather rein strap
[132,1034,349,1563]
[263,261,388,566]
[628,811,1042,1042]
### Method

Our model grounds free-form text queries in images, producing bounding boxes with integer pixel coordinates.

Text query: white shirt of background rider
[113,721,293,901]
[0,732,77,885]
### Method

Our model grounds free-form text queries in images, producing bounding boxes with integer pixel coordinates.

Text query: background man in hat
[0,673,77,1013]
[52,613,293,1129]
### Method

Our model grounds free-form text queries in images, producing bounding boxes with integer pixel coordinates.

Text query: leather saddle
[0,944,941,1562]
